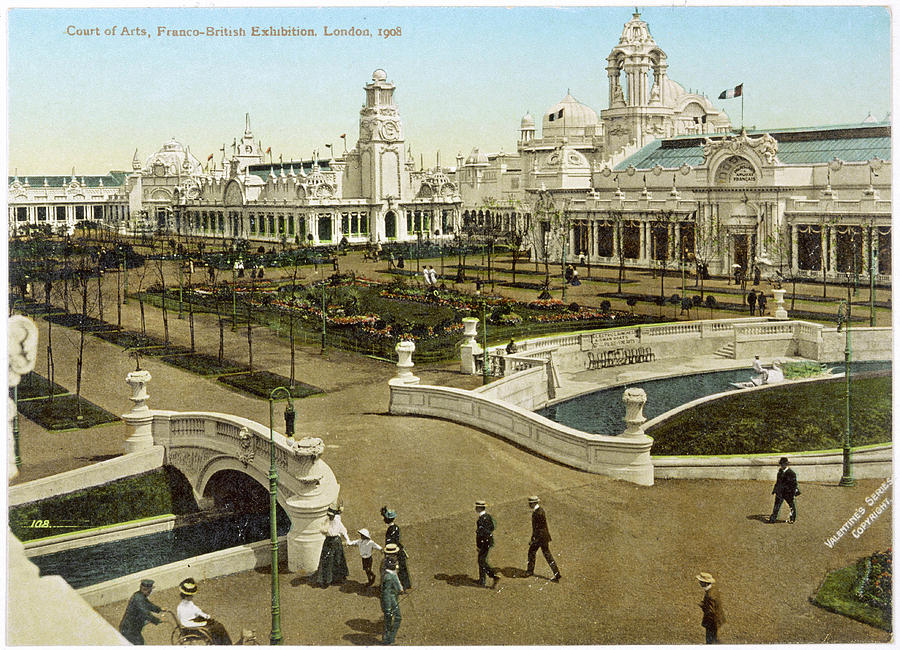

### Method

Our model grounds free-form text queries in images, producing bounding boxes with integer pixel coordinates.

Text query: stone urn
[622,388,648,436]
[395,340,419,384]
[123,370,154,453]
[772,289,788,320]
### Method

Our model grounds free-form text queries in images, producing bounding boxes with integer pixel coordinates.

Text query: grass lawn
[17,394,120,430]
[161,351,246,376]
[15,372,69,400]
[217,371,324,399]
[648,374,892,455]
[814,564,891,631]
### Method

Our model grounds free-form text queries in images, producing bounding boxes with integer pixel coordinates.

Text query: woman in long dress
[316,506,350,587]
[381,506,411,589]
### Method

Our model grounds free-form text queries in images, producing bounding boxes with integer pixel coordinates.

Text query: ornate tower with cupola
[601,11,673,152]
[356,69,408,202]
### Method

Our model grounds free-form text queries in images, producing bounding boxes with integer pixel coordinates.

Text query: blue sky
[6,5,892,174]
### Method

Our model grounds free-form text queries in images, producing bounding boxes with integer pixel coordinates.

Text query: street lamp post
[320,282,327,354]
[13,385,21,468]
[481,297,489,386]
[231,262,237,331]
[838,301,855,487]
[267,386,295,645]
[869,233,877,327]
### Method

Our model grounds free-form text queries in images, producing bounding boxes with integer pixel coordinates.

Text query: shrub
[600,300,612,313]
[568,302,580,312]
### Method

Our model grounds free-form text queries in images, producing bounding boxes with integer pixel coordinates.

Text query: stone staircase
[714,342,735,359]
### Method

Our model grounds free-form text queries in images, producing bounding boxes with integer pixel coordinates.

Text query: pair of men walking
[475,495,561,588]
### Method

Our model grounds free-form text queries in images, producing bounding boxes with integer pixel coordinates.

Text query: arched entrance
[385,210,397,239]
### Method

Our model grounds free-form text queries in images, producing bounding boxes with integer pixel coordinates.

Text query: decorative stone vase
[460,317,481,375]
[123,370,154,453]
[622,388,648,437]
[125,370,152,412]
[772,289,788,320]
[395,340,419,384]
[462,317,479,345]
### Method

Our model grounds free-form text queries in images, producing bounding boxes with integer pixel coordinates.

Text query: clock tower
[357,69,408,201]
[234,113,264,173]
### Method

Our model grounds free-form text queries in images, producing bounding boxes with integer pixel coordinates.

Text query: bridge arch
[140,410,340,574]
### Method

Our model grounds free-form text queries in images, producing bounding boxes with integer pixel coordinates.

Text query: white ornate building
[8,12,891,280]
[454,11,891,280]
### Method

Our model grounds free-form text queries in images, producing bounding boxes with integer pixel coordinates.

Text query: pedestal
[395,340,419,385]
[123,370,154,453]
[772,288,788,320]
[460,317,480,374]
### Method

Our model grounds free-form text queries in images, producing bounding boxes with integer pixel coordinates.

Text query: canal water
[30,510,291,589]
[538,361,891,437]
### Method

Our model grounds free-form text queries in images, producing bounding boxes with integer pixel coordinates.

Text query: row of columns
[568,219,691,263]
[790,224,885,275]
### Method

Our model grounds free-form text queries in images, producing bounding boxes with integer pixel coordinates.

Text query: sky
[5,4,893,175]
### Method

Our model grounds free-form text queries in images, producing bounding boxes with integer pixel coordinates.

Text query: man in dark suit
[525,495,561,582]
[118,579,162,645]
[696,572,724,643]
[475,500,500,588]
[769,456,799,523]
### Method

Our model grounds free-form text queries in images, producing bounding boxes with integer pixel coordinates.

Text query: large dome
[542,93,599,137]
[144,139,202,176]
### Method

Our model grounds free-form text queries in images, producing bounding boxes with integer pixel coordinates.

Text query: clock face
[245,145,252,153]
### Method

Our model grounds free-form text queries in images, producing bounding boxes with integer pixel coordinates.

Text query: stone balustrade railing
[389,380,653,485]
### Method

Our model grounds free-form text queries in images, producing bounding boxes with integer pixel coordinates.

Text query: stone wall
[388,379,654,485]
[653,445,891,481]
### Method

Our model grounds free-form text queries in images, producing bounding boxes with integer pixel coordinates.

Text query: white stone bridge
[123,371,339,574]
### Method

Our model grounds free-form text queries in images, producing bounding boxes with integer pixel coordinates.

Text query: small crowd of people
[118,578,231,645]
[421,265,439,286]
[119,459,800,645]
[746,290,768,316]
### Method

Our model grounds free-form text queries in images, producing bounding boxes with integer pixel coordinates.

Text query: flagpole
[741,93,744,130]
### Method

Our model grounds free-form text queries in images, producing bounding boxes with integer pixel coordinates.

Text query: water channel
[538,361,892,437]
[30,510,291,589]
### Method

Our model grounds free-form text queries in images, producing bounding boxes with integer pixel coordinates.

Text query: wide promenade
[12,249,892,644]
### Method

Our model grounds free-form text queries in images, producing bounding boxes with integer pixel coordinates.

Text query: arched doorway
[385,210,397,239]
[201,469,291,541]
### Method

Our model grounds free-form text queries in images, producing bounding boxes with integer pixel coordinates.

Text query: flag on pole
[265,146,272,154]
[718,83,743,99]
[207,153,214,161]
[340,133,346,139]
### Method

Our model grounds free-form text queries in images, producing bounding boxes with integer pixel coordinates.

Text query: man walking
[525,495,561,582]
[475,500,500,588]
[118,579,162,645]
[747,290,757,315]
[769,457,799,523]
[696,572,724,644]
[757,292,767,317]
[381,544,404,645]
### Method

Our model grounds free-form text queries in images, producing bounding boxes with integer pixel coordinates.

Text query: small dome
[542,93,599,137]
[662,77,686,101]
[465,147,489,166]
[372,69,387,82]
[521,112,536,129]
[144,139,202,176]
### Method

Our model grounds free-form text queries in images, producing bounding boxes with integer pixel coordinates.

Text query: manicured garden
[647,373,892,455]
[144,273,662,362]
[814,548,892,631]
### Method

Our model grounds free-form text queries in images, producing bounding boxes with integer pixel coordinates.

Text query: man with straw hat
[696,572,724,644]
[381,544,404,644]
[474,500,500,588]
[525,496,561,582]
